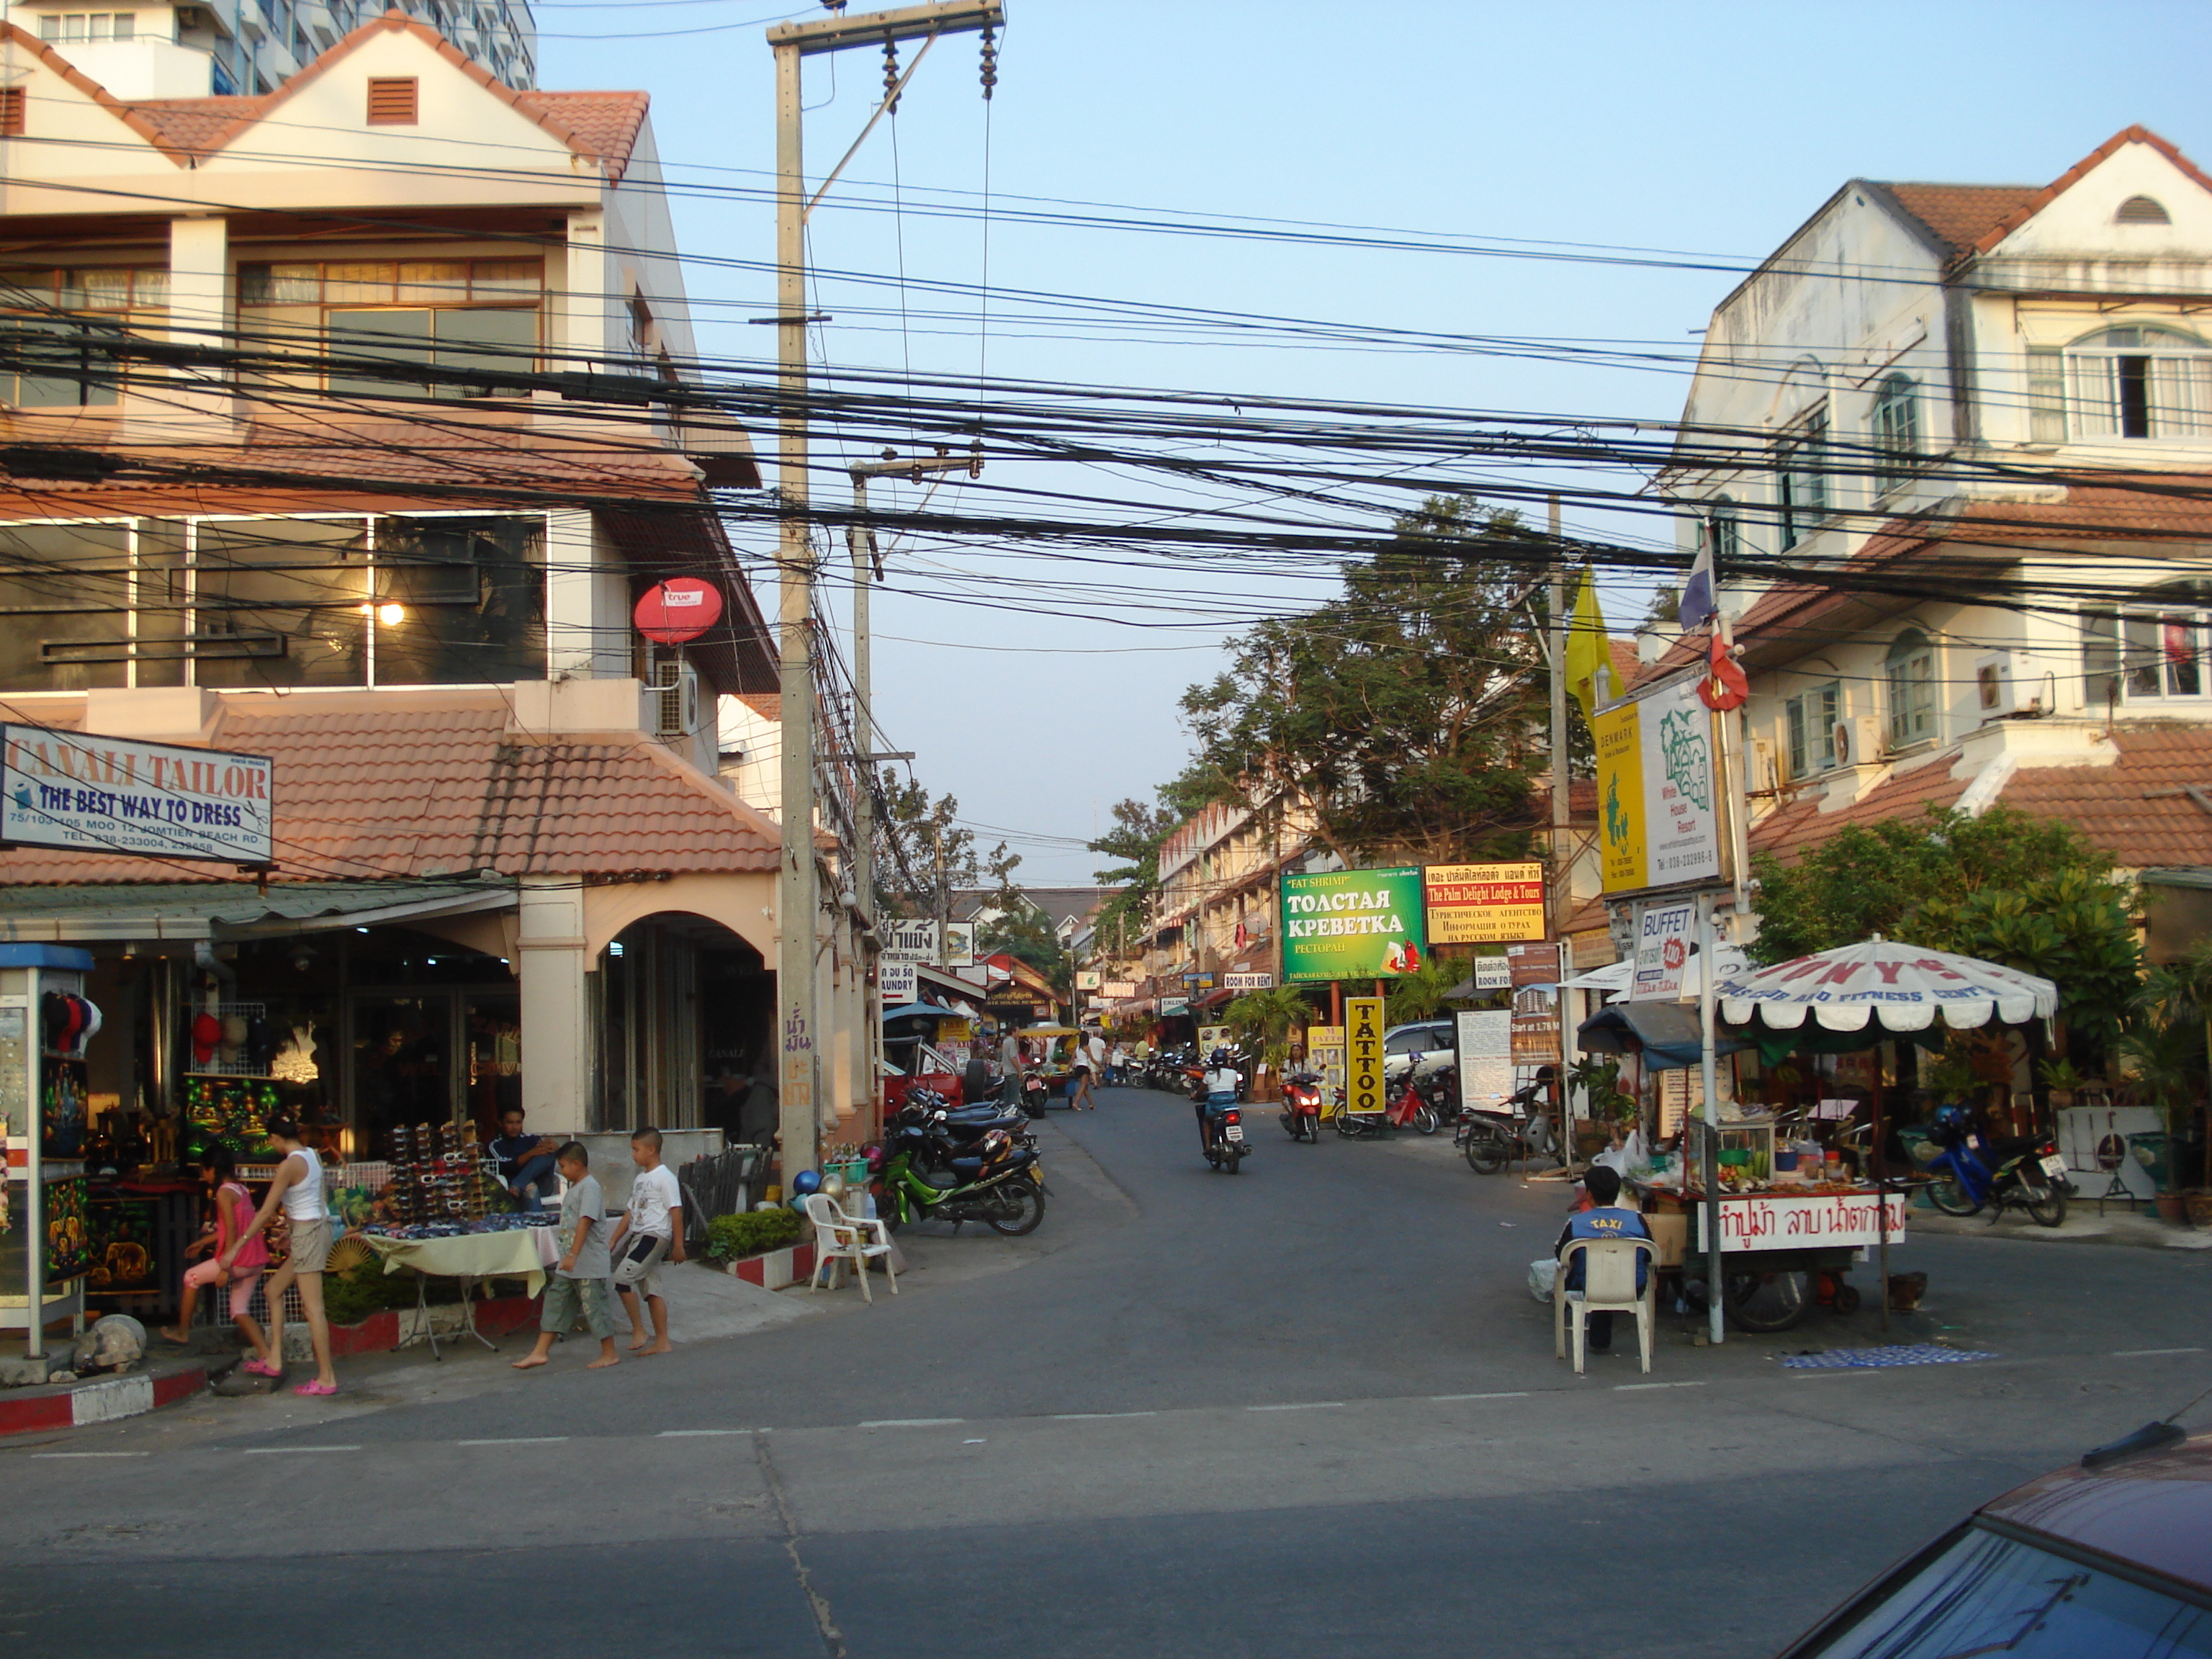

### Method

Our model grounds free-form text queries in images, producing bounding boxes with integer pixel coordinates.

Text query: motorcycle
[1924,1104,2069,1227]
[1458,1079,1559,1174]
[1198,1087,1248,1174]
[876,1122,1048,1235]
[1335,1053,1449,1138]
[1279,1070,1324,1143]
[894,1096,1035,1175]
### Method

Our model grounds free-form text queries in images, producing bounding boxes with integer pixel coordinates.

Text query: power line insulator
[979,23,998,100]
[883,39,901,112]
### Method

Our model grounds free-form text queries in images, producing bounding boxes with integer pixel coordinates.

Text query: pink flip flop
[291,1380,338,1397]
[242,1359,282,1378]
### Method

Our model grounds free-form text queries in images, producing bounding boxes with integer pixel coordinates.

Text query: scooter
[1459,1079,1559,1174]
[1924,1104,2070,1227]
[1199,1087,1247,1174]
[876,1123,1048,1234]
[1279,1071,1323,1142]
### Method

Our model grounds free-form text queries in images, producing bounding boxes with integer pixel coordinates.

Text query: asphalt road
[5,1084,2210,1658]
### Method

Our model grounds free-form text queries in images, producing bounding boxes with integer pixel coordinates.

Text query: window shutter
[366,78,418,125]
[0,89,24,138]
[2067,354,2117,438]
[2026,348,2065,442]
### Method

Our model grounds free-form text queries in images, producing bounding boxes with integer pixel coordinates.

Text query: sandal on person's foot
[291,1380,338,1397]
[242,1358,282,1377]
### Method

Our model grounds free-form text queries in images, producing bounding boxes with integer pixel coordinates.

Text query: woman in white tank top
[220,1116,338,1395]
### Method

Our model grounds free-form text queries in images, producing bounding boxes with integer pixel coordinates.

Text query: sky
[535,0,2212,883]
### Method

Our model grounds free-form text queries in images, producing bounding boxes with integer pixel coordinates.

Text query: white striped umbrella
[1716,935,2058,1034]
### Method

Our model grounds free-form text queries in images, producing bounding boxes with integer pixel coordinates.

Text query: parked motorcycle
[1334,1052,1449,1138]
[1279,1071,1324,1143]
[1924,1104,2069,1227]
[1459,1079,1559,1174]
[876,1122,1048,1234]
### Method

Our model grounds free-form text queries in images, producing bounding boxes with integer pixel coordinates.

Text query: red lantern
[634,578,724,645]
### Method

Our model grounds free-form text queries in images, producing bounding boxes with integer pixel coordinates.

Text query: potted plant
[2115,1012,2199,1222]
[2036,1056,2085,1110]
[1224,984,1311,1105]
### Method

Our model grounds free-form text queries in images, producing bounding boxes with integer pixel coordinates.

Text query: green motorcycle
[875,1123,1048,1236]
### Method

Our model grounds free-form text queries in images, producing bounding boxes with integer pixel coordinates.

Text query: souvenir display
[42,1173,89,1282]
[387,1120,500,1225]
[85,1195,159,1295]
[40,1048,84,1159]
[184,1075,282,1160]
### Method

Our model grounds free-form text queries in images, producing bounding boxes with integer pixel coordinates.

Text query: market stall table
[361,1226,558,1359]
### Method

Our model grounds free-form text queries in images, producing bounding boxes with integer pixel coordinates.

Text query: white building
[1653,127,2212,954]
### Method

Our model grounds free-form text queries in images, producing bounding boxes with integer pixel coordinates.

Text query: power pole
[767,1,1003,1186]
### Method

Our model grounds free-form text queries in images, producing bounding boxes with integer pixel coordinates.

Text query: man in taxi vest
[1553,1164,1653,1354]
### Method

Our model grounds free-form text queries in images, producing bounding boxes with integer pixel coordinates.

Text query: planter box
[725,1243,817,1290]
[289,1293,541,1360]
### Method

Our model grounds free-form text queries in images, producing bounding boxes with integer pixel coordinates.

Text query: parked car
[1776,1423,2212,1656]
[1382,1018,1455,1087]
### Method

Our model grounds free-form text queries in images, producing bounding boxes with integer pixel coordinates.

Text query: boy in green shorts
[511,1141,619,1371]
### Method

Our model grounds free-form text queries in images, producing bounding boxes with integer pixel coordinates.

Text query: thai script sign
[1281,866,1426,982]
[880,961,918,1004]
[1694,1192,1907,1254]
[1,724,272,865]
[883,920,938,964]
[1595,675,1722,895]
[1423,861,1545,944]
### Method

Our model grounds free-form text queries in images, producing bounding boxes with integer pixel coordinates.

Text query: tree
[876,772,975,924]
[977,901,1071,996]
[1225,984,1312,1085]
[1177,495,1551,867]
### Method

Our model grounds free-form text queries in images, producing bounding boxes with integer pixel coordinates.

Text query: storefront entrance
[346,986,523,1155]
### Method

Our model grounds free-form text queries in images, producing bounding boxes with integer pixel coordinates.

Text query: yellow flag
[1563,570,1613,721]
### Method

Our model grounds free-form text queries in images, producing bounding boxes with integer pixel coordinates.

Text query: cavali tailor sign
[1593,674,1722,894]
[1,725,273,866]
[1280,866,1426,982]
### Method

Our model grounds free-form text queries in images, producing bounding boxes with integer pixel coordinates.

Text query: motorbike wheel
[1465,1128,1507,1175]
[1927,1174,1982,1217]
[2019,1178,2069,1229]
[1413,1105,1440,1137]
[985,1178,1046,1236]
[1226,1145,1244,1174]
[1334,1112,1362,1139]
[1722,1268,1812,1333]
[876,1189,908,1233]
[1831,1282,1863,1316]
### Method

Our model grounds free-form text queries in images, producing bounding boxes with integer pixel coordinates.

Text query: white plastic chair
[1554,1236,1656,1375]
[801,1193,898,1303]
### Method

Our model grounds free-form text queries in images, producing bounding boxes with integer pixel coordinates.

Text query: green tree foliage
[1752,805,2139,1058]
[1384,957,1460,1025]
[1178,495,1551,866]
[1224,984,1311,1069]
[976,900,1071,996]
[876,772,976,922]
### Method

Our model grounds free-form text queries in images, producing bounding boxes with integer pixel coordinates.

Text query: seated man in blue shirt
[487,1106,560,1213]
[1554,1164,1653,1354]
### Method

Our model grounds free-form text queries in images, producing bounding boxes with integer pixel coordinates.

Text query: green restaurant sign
[1281,866,1427,983]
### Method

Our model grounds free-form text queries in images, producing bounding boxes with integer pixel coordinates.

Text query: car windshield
[1804,1523,2212,1658]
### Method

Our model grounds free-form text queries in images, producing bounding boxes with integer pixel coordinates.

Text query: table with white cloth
[361,1228,560,1358]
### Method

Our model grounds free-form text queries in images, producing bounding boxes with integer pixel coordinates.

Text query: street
[4,1084,2210,1658]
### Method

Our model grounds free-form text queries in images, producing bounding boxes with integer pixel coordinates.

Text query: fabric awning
[1576,1001,1752,1072]
[0,878,517,943]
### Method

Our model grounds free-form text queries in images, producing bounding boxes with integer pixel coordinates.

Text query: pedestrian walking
[159,1146,276,1374]
[220,1117,337,1396]
[1106,1040,1127,1086]
[513,1141,619,1372]
[1069,1061,1097,1111]
[606,1127,685,1356]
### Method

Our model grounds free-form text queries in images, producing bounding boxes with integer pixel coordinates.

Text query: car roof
[1977,1431,2212,1596]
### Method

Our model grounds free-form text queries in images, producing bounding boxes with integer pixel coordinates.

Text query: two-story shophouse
[1652,127,2212,958]
[0,14,876,1166]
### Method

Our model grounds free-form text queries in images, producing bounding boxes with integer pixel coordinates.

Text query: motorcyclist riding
[1195,1048,1242,1154]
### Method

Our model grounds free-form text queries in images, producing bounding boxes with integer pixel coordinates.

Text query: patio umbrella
[1714,935,2056,1038]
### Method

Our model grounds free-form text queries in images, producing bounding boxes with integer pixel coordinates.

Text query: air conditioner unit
[650,660,700,739]
[1833,716,1884,768]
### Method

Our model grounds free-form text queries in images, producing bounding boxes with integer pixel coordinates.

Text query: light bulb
[377,603,405,626]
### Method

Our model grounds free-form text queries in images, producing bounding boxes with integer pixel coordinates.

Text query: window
[1706,495,1739,564]
[2115,195,2172,225]
[366,76,418,125]
[2026,346,2067,443]
[1777,407,1829,549]
[41,13,133,41]
[2064,326,2212,439]
[0,265,167,406]
[2082,580,2212,707]
[0,88,21,138]
[1885,629,1937,747]
[1784,682,1841,779]
[1871,374,1919,495]
[238,258,541,398]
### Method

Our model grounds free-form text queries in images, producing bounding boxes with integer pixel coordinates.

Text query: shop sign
[939,1017,972,1044]
[1183,972,1216,990]
[1282,866,1426,982]
[1159,997,1190,1017]
[1511,987,1562,1065]
[1344,995,1387,1115]
[1424,862,1546,944]
[1594,675,1722,895]
[1075,969,1102,991]
[1305,1022,1346,1095]
[880,961,917,1004]
[1506,942,1564,989]
[1102,981,1138,999]
[1630,899,1696,1000]
[1,724,273,866]
[1694,1191,1907,1254]
[1223,971,1274,992]
[883,919,938,964]
[1468,956,1512,992]
[942,923,976,967]
[1455,1010,1512,1109]
[1197,1024,1231,1053]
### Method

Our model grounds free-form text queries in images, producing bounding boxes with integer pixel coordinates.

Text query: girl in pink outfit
[161,1146,276,1374]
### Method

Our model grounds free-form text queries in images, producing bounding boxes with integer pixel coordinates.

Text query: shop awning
[882,1000,965,1024]
[0,878,517,943]
[1576,1002,1752,1071]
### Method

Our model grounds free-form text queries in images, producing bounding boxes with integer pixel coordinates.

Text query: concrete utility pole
[768,1,1003,1185]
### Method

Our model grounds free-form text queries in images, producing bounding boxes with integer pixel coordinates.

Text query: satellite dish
[634,578,724,644]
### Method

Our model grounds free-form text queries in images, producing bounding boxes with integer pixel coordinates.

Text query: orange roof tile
[0,691,777,885]
[1750,727,2212,871]
[1874,184,2045,254]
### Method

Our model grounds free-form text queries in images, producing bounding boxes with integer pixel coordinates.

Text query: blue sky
[537,1,2212,881]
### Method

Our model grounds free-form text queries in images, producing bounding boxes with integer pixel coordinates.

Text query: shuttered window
[366,77,418,125]
[0,89,24,138]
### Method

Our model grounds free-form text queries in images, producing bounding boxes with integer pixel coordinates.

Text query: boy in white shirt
[606,1126,685,1357]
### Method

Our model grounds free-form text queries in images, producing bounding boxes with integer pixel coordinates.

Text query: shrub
[705,1207,804,1262]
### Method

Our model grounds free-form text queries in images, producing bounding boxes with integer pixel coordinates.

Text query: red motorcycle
[1279,1071,1325,1142]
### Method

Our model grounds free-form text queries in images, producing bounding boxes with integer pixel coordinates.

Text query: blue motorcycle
[1924,1104,2070,1228]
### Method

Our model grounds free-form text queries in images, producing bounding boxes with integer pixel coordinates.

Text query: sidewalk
[1909,1202,2212,1251]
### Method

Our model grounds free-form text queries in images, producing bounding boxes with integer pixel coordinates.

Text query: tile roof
[6,12,652,181]
[1749,726,2212,871]
[0,691,778,885]
[1874,184,2046,254]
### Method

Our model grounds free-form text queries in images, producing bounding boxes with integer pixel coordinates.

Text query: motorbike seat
[1987,1133,2045,1164]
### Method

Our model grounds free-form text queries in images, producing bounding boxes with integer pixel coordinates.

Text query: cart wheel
[1722,1267,1812,1333]
[1833,1282,1862,1316]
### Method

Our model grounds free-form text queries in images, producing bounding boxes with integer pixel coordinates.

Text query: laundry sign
[1,724,272,866]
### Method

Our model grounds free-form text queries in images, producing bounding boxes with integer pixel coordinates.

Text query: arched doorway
[593,911,773,1138]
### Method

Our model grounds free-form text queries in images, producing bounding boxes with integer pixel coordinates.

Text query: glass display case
[1,944,96,1357]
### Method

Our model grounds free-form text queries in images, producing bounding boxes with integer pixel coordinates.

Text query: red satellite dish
[634,578,724,644]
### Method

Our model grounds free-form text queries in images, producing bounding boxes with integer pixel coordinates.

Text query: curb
[727,1243,817,1290]
[0,1359,208,1439]
[322,1294,542,1357]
